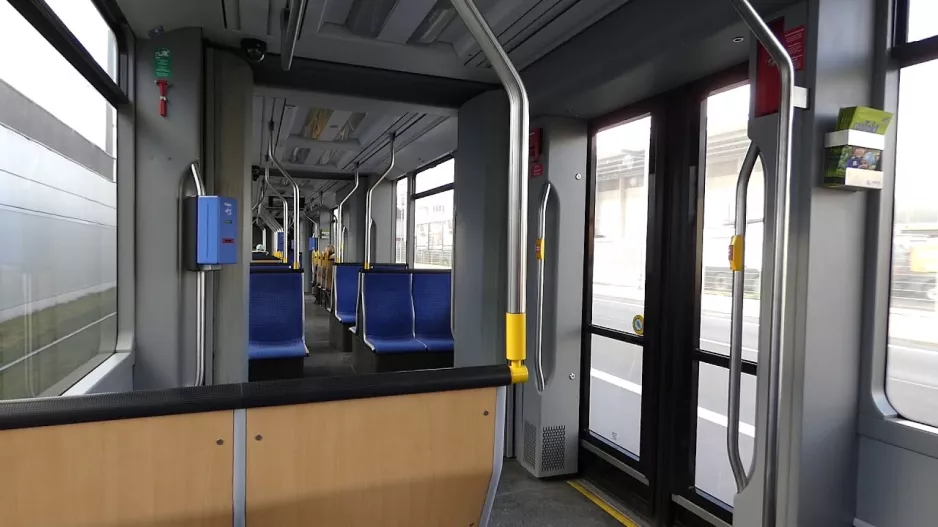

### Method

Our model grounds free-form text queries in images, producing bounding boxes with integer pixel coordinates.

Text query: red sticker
[755,21,806,117]
[530,162,544,178]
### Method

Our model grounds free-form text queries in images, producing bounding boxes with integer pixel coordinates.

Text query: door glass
[699,85,763,360]
[591,116,652,334]
[588,335,643,456]
[694,363,756,505]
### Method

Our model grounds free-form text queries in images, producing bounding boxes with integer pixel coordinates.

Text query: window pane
[908,0,938,43]
[886,58,938,428]
[694,363,756,506]
[588,335,643,456]
[395,177,408,264]
[0,5,117,399]
[699,85,762,361]
[415,158,454,193]
[44,0,119,81]
[591,116,651,334]
[414,189,453,269]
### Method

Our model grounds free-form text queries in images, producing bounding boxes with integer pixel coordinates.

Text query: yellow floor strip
[567,480,641,527]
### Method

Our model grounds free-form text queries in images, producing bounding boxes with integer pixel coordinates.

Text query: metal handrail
[727,1,797,524]
[365,133,397,269]
[727,143,763,491]
[336,165,360,262]
[263,162,290,261]
[267,123,301,268]
[189,162,206,387]
[450,0,529,384]
[534,182,552,393]
[280,0,308,71]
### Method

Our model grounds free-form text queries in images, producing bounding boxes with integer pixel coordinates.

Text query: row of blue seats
[358,270,453,354]
[332,263,408,324]
[248,266,306,361]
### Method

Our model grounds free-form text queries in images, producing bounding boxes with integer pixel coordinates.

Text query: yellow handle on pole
[506,312,528,383]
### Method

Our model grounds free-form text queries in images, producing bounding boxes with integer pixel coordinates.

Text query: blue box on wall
[183,196,238,270]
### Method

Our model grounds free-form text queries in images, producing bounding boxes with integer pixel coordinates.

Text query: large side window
[413,158,454,269]
[886,56,938,428]
[0,1,118,399]
[394,177,408,264]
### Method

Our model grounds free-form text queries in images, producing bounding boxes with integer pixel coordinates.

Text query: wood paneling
[0,411,233,527]
[246,387,498,526]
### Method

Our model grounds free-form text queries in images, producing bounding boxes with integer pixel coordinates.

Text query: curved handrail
[189,162,206,387]
[726,143,764,491]
[534,182,552,393]
[262,161,290,262]
[267,124,301,268]
[727,1,797,524]
[450,0,530,384]
[365,133,396,269]
[336,165,360,262]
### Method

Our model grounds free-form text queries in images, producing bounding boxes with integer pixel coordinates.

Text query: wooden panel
[0,411,233,527]
[246,387,498,526]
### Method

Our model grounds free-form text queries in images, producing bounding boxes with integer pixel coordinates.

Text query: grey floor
[303,298,623,525]
[491,461,624,526]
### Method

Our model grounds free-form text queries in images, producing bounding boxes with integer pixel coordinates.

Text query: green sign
[154,47,172,78]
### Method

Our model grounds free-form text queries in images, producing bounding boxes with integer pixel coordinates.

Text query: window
[0,1,117,399]
[904,0,938,43]
[886,57,938,428]
[44,0,119,81]
[413,158,454,269]
[394,177,408,264]
[591,116,651,334]
[698,85,764,360]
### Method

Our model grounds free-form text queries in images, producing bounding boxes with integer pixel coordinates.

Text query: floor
[302,297,625,526]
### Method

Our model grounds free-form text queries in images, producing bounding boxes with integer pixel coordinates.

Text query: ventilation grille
[523,421,536,468]
[541,425,566,472]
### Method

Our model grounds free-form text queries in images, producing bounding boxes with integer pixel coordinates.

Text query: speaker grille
[541,425,566,472]
[523,421,536,468]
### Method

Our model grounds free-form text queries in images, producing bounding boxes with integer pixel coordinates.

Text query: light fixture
[409,0,457,44]
[344,0,398,38]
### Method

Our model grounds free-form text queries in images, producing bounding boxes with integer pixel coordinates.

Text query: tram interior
[0,0,937,526]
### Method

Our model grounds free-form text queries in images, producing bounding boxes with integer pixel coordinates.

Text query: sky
[0,0,114,151]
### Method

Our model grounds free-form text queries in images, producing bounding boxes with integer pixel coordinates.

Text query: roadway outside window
[394,177,408,264]
[413,158,454,269]
[43,0,119,82]
[885,56,938,429]
[0,2,117,399]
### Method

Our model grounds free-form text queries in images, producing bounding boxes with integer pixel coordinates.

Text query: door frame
[578,63,752,527]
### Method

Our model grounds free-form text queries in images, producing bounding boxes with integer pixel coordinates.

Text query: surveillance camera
[241,38,267,63]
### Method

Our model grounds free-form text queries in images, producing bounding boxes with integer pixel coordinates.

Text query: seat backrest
[361,272,415,340]
[412,271,452,338]
[333,263,363,319]
[372,263,408,270]
[249,269,303,343]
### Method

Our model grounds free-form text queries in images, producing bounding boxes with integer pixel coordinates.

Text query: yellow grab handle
[506,312,528,383]
[729,235,744,272]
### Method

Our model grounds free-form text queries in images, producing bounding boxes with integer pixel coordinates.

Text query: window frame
[410,155,455,270]
[7,0,128,107]
[859,0,938,459]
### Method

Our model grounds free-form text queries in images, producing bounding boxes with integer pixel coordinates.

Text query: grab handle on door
[726,143,762,492]
[534,182,552,393]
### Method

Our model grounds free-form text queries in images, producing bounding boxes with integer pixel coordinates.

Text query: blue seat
[333,264,363,324]
[361,272,426,354]
[249,270,306,359]
[412,272,454,352]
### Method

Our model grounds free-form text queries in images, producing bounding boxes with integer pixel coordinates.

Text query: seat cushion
[249,340,307,360]
[365,337,427,354]
[416,336,454,353]
[335,310,355,324]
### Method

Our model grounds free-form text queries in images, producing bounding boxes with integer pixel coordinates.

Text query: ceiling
[253,86,457,198]
[117,0,632,82]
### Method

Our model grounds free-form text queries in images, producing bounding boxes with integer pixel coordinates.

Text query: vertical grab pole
[263,161,289,262]
[534,182,552,393]
[336,165,361,262]
[189,162,206,387]
[727,1,796,524]
[268,122,301,268]
[449,0,529,384]
[727,144,762,491]
[365,133,397,269]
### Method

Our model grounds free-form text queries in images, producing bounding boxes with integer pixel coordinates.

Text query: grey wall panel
[208,49,252,385]
[454,90,508,368]
[134,28,203,390]
[341,186,366,262]
[368,176,395,264]
[856,436,938,527]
